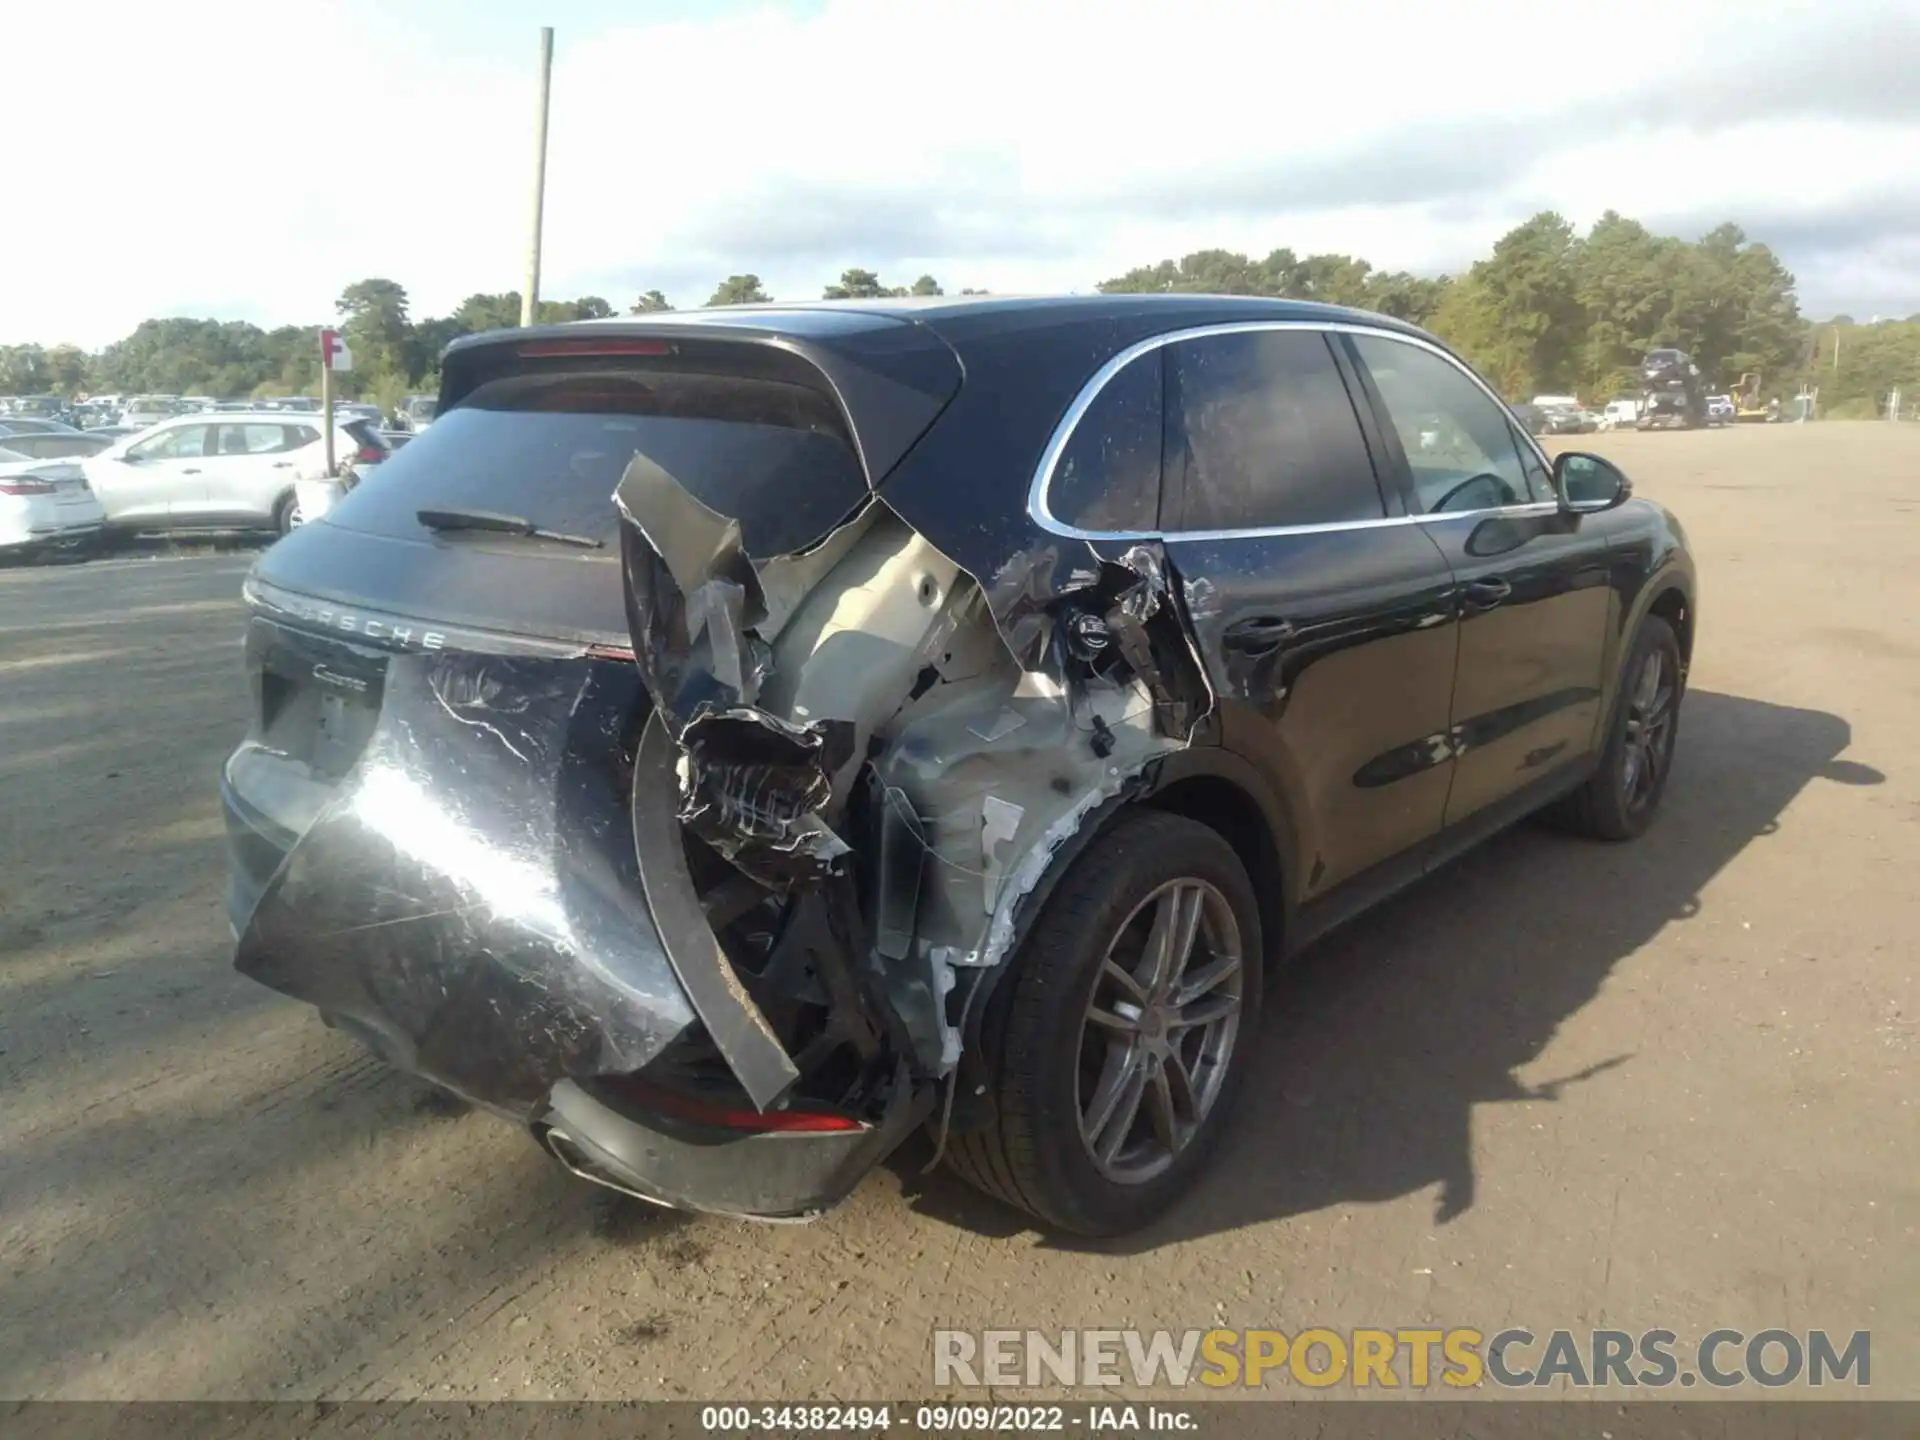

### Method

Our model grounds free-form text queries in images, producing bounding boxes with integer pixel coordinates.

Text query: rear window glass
[323,369,867,553]
[1050,349,1162,533]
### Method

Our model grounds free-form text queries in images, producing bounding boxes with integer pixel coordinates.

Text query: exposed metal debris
[612,443,1217,1098]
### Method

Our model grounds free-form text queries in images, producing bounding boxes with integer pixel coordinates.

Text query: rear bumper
[229,653,704,1118]
[224,648,920,1218]
[537,1074,929,1221]
[0,498,104,550]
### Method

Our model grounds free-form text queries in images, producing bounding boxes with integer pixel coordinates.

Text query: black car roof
[448,292,1428,352]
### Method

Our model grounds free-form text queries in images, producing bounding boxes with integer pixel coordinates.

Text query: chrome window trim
[1028,318,1562,543]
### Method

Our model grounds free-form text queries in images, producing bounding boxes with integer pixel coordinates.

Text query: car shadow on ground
[897,689,1883,1249]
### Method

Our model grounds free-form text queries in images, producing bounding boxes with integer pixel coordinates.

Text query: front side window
[1164,329,1384,532]
[128,424,210,461]
[1050,349,1163,532]
[1350,334,1548,514]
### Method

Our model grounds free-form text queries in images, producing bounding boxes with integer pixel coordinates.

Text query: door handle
[1461,577,1512,611]
[182,467,201,475]
[1223,615,1296,654]
[271,461,293,469]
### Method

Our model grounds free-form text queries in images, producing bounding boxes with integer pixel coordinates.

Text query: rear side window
[1050,349,1163,533]
[214,423,293,455]
[1165,330,1384,532]
[324,368,867,554]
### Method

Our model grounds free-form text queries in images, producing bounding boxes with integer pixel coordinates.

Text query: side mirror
[1554,452,1632,513]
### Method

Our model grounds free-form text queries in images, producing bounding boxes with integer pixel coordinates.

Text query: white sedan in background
[83,412,390,537]
[0,445,106,558]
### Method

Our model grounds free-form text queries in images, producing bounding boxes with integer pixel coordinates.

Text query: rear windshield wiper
[416,507,603,549]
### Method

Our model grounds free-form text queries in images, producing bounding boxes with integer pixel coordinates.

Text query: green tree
[1429,213,1584,396]
[630,290,673,313]
[1288,253,1375,306]
[1100,249,1269,295]
[1569,211,1681,397]
[708,274,772,306]
[1362,272,1451,325]
[0,345,51,393]
[451,292,525,332]
[335,278,413,381]
[409,316,466,377]
[823,268,888,299]
[910,274,943,296]
[44,344,91,396]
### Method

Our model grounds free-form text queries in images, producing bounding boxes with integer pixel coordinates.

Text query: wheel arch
[1137,767,1289,973]
[958,744,1297,1067]
[1646,582,1693,670]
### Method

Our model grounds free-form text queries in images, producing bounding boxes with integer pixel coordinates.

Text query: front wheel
[946,810,1263,1236]
[273,492,300,536]
[1550,616,1683,840]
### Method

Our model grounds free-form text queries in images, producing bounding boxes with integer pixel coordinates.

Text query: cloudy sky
[10,0,1918,348]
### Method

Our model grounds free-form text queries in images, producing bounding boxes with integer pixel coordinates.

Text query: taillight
[0,478,57,496]
[354,444,384,463]
[600,1077,868,1133]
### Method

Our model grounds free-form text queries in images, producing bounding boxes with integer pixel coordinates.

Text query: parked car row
[3,391,437,436]
[0,410,391,560]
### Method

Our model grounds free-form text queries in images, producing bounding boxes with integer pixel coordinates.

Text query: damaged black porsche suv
[223,296,1695,1236]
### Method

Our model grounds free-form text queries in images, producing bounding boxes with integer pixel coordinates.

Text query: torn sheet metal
[233,654,700,1117]
[615,452,879,889]
[867,645,1181,1072]
[631,711,800,1111]
[674,707,856,890]
[611,436,1222,1088]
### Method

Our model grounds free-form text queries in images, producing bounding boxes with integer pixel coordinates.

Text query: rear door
[1154,326,1461,919]
[203,422,304,523]
[1343,331,1615,837]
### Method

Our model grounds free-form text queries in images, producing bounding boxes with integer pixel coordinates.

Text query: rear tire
[1550,616,1682,841]
[273,492,299,536]
[946,810,1263,1236]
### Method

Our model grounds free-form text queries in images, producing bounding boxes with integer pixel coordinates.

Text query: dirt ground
[1,423,1915,1402]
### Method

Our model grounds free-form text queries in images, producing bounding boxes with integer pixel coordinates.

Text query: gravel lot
[1,423,1915,1401]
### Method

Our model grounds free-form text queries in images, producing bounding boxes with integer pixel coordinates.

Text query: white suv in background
[83,412,389,536]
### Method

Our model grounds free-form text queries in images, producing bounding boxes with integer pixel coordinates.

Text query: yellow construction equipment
[1732,373,1771,422]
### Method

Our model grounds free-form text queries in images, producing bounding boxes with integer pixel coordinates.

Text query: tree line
[2,213,1914,417]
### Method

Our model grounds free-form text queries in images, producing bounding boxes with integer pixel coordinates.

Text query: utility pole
[520,26,555,328]
[1833,325,1841,377]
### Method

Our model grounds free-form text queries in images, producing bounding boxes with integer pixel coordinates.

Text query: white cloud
[8,0,1919,348]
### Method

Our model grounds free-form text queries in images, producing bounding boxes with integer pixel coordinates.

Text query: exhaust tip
[537,1125,676,1210]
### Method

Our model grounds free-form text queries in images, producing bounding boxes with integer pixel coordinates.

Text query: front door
[1152,327,1462,915]
[1343,332,1614,835]
[98,422,213,527]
